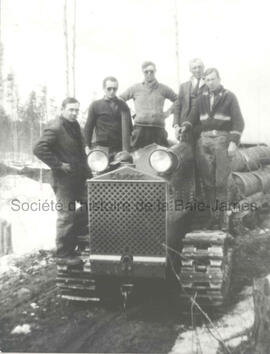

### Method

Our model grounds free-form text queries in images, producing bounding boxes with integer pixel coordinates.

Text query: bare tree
[0,0,4,105]
[64,0,70,96]
[174,0,180,86]
[72,0,77,97]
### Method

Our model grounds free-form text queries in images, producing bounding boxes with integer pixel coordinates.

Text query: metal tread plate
[179,230,233,306]
[56,253,98,302]
[61,295,99,302]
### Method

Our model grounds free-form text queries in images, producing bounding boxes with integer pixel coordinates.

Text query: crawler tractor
[56,130,270,308]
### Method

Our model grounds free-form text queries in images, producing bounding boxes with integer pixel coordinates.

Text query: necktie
[210,92,215,111]
[193,79,200,96]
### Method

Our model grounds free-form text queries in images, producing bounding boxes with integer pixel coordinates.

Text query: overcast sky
[2,0,270,142]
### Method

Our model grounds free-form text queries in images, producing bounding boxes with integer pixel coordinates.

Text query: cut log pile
[231,145,270,201]
[230,145,270,233]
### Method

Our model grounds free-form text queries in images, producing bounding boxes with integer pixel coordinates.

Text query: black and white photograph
[1,0,270,353]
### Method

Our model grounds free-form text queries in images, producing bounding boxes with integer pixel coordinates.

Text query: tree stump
[253,276,270,353]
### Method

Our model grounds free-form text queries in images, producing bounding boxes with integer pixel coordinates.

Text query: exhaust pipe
[121,110,131,152]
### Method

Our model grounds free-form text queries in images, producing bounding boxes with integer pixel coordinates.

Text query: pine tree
[6,72,19,160]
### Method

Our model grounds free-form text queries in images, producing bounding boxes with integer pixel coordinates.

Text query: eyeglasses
[144,70,154,74]
[106,87,118,91]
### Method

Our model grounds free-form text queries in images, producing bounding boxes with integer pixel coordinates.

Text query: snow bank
[170,288,254,354]
[0,175,56,254]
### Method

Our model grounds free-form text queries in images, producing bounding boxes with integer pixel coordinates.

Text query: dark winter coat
[84,97,132,151]
[173,80,206,126]
[33,116,89,187]
[182,86,245,144]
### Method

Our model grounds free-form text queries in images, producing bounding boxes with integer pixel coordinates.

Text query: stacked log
[230,146,270,233]
[231,146,270,203]
[232,145,270,172]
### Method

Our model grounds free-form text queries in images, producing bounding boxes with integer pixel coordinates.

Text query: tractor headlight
[149,149,174,173]
[87,149,109,173]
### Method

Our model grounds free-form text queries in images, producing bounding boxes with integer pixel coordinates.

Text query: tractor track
[2,227,270,353]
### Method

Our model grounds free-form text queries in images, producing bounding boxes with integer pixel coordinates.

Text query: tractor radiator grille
[87,181,167,256]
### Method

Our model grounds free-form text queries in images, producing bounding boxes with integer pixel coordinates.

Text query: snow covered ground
[0,175,56,254]
[170,288,254,354]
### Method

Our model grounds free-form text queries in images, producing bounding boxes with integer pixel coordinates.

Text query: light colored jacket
[120,80,177,128]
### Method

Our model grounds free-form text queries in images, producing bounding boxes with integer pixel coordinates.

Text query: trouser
[131,125,168,149]
[52,179,88,257]
[91,142,122,155]
[196,132,232,220]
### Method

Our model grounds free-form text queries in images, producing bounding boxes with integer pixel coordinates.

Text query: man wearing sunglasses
[120,61,177,149]
[84,76,132,154]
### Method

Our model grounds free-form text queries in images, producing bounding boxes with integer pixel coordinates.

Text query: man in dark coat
[173,58,205,138]
[181,68,245,230]
[33,97,89,264]
[84,76,132,155]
